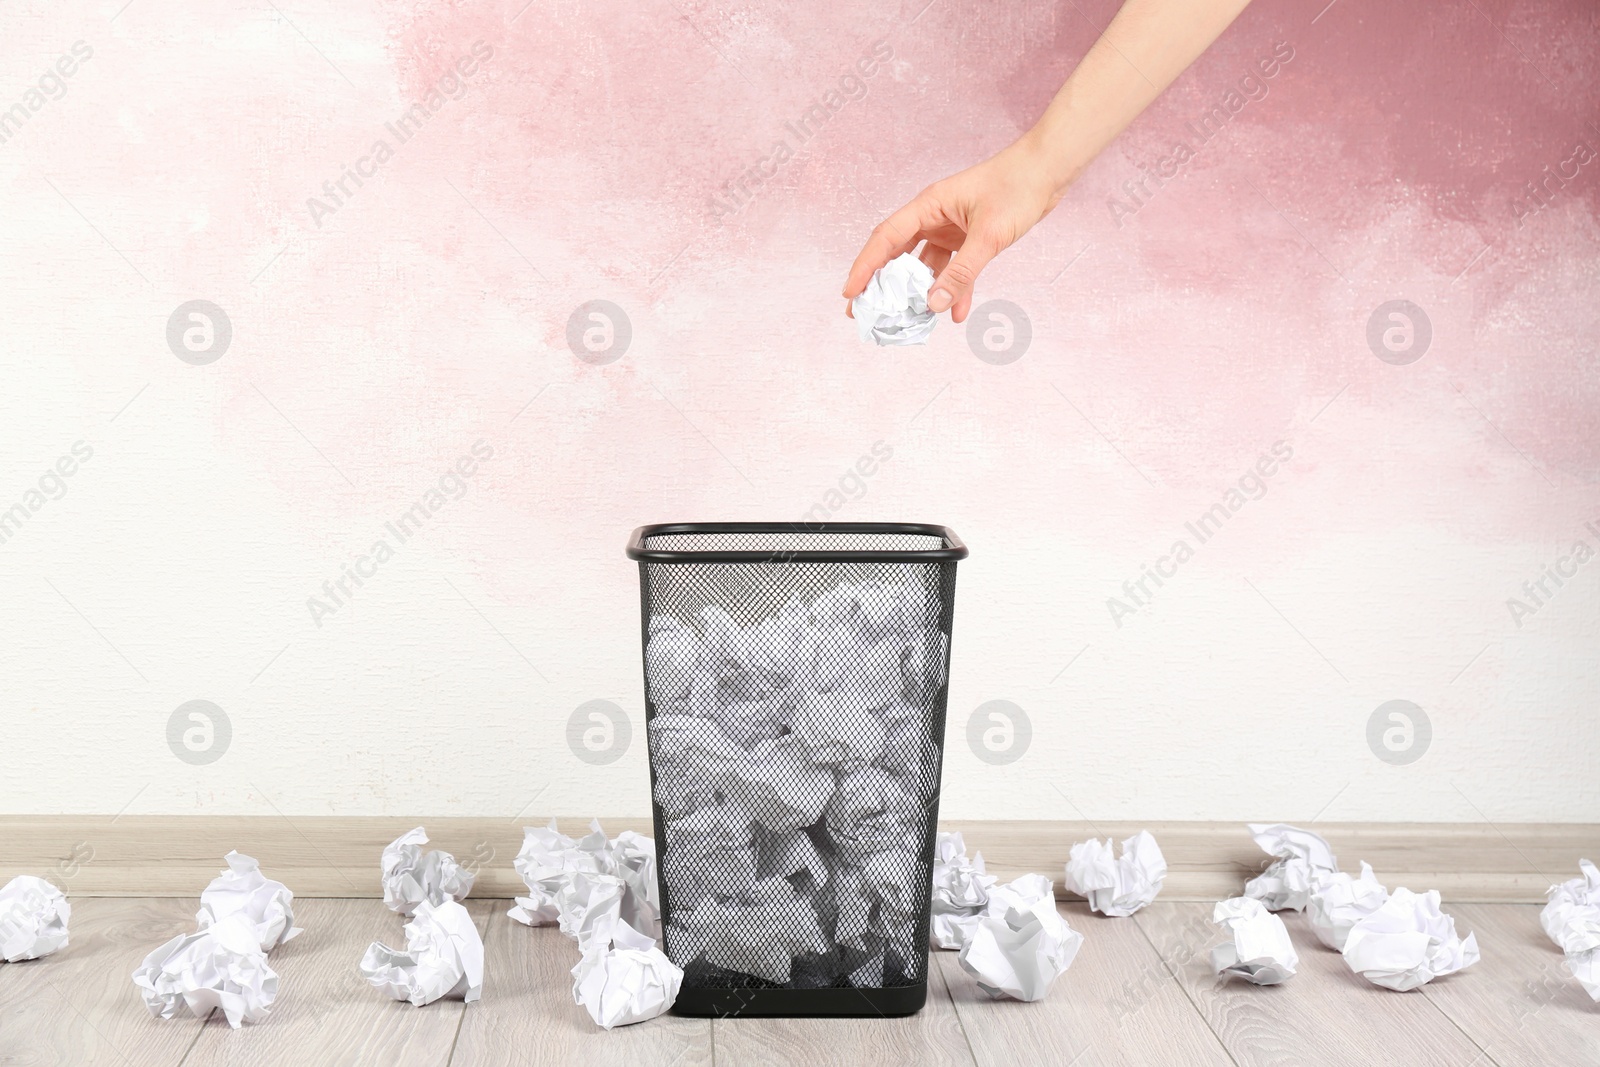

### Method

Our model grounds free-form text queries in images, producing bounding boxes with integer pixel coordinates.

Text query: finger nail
[927,288,953,313]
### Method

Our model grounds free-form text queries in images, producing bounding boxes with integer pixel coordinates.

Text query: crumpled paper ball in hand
[853,253,936,346]
[572,919,684,1029]
[1064,830,1167,918]
[381,827,475,917]
[0,875,71,963]
[930,832,997,950]
[1243,823,1338,911]
[1306,861,1388,951]
[133,914,279,1028]
[360,899,484,1006]
[958,894,1083,1002]
[196,852,302,953]
[1210,896,1298,985]
[1341,887,1478,991]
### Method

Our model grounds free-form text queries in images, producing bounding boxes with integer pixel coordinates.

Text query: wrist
[1016,127,1080,204]
[1010,128,1077,211]
[1021,84,1111,198]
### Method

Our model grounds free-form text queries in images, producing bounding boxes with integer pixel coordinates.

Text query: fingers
[951,290,975,324]
[927,225,1004,316]
[842,197,940,299]
[918,244,952,277]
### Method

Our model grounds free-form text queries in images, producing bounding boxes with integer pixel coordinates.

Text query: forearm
[1024,0,1254,193]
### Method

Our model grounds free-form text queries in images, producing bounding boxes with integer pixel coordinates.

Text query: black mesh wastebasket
[627,522,965,1017]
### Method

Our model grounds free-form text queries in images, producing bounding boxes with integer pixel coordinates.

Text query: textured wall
[1,0,1595,822]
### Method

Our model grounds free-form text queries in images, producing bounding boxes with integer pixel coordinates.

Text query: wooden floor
[1,898,1596,1066]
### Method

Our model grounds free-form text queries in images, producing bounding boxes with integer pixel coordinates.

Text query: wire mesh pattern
[634,529,959,1008]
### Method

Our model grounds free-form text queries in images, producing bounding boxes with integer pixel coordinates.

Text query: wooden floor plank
[935,902,1233,1067]
[710,951,973,1067]
[0,897,205,1067]
[8,898,1598,1067]
[178,898,493,1067]
[1420,903,1600,1067]
[1136,902,1492,1067]
[448,907,711,1067]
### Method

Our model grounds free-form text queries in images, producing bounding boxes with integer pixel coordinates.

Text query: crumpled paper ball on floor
[196,852,302,953]
[0,875,70,963]
[133,914,279,1028]
[380,827,475,917]
[1542,859,1600,949]
[1341,887,1478,991]
[930,831,997,950]
[1210,896,1298,985]
[1243,823,1338,912]
[360,898,484,1006]
[1306,861,1388,951]
[958,894,1083,1002]
[571,919,684,1029]
[1064,830,1167,917]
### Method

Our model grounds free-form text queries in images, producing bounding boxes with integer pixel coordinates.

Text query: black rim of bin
[628,522,964,1017]
[626,521,968,564]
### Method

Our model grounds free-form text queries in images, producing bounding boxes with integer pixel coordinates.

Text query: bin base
[672,982,927,1018]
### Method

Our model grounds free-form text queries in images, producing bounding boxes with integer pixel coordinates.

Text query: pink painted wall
[0,0,1595,822]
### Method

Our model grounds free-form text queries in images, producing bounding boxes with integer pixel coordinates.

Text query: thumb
[926,227,1004,315]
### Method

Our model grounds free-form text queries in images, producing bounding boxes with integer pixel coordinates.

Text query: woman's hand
[842,0,1255,326]
[843,136,1064,324]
